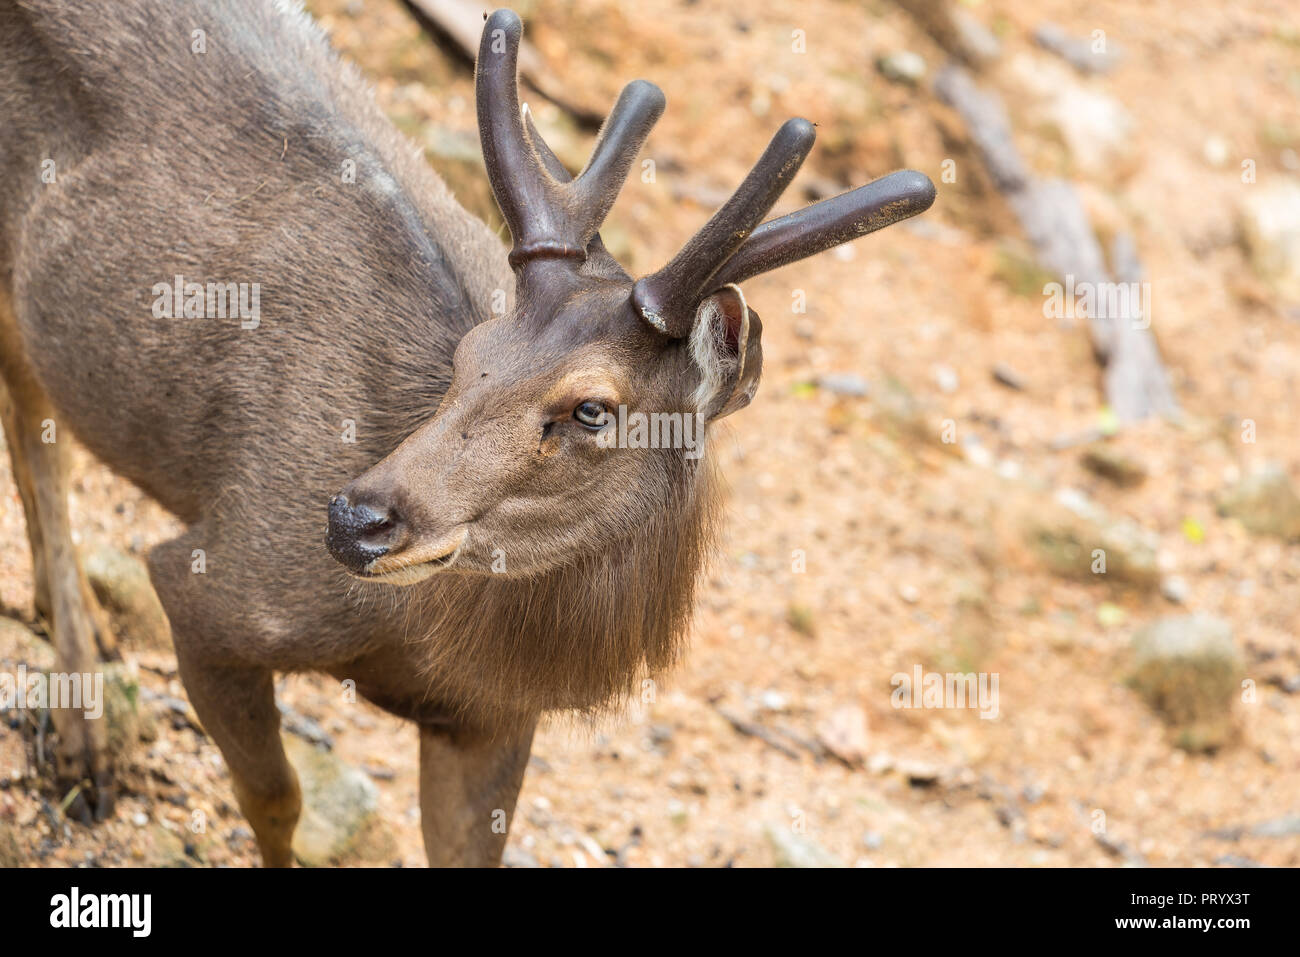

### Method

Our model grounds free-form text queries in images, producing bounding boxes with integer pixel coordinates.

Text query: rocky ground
[2,0,1299,867]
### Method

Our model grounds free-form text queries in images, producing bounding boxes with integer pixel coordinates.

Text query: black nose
[326,494,403,574]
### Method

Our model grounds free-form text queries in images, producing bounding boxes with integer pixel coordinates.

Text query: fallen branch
[934,64,1179,423]
[714,707,806,761]
[402,0,605,129]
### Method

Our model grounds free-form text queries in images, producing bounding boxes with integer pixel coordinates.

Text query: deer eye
[573,400,609,429]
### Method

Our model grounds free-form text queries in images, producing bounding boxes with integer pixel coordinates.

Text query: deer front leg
[0,335,116,820]
[0,383,50,621]
[172,641,301,867]
[418,719,537,867]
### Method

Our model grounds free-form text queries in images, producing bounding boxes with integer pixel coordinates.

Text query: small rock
[98,663,148,761]
[1160,576,1189,604]
[1251,815,1300,838]
[0,616,55,670]
[1217,465,1300,541]
[816,373,869,397]
[1007,54,1134,177]
[647,724,674,748]
[765,824,847,868]
[876,51,926,85]
[816,705,870,766]
[897,759,941,786]
[991,362,1026,391]
[82,545,172,651]
[502,845,540,868]
[1202,136,1230,168]
[1129,615,1240,751]
[284,734,386,866]
[1080,444,1147,487]
[1022,488,1160,589]
[932,364,959,394]
[1238,180,1300,306]
[278,703,335,750]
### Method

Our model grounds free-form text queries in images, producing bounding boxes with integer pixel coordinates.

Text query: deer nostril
[326,493,406,574]
[354,503,400,545]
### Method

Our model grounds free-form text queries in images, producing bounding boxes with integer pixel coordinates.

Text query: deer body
[0,0,932,865]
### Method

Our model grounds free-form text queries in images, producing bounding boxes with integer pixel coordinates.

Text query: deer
[0,0,934,866]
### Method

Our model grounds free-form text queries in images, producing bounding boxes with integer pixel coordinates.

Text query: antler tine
[570,80,665,243]
[476,10,573,268]
[632,117,817,337]
[711,170,937,288]
[523,108,627,277]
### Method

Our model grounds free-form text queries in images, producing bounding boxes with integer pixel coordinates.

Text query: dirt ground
[2,0,1298,867]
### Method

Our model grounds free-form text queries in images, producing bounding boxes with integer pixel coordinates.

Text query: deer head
[325,8,935,584]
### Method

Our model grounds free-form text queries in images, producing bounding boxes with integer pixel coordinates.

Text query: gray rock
[1217,465,1300,541]
[1080,444,1147,487]
[1251,815,1300,838]
[502,845,541,868]
[1025,488,1160,589]
[992,362,1026,391]
[0,616,55,672]
[876,51,926,85]
[284,733,384,866]
[1130,615,1240,751]
[816,373,869,397]
[82,544,172,651]
[765,823,847,868]
[1239,180,1300,306]
[278,703,335,750]
[1159,575,1189,604]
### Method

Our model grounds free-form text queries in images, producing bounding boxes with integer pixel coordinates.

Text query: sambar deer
[0,0,934,865]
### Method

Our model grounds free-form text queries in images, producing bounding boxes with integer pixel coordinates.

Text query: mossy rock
[1129,615,1240,751]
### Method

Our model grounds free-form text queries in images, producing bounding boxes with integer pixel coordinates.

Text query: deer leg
[0,301,115,659]
[0,327,115,819]
[0,382,51,621]
[172,640,301,867]
[418,718,537,867]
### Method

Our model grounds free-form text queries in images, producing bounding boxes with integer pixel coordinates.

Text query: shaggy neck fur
[405,454,722,728]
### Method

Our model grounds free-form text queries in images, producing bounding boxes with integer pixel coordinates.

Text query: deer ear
[689,284,763,422]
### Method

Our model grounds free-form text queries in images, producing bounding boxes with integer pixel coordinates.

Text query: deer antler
[630,118,817,336]
[633,142,936,337]
[709,170,937,289]
[476,8,936,335]
[476,9,664,269]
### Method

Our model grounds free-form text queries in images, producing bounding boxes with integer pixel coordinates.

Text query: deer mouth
[358,526,469,585]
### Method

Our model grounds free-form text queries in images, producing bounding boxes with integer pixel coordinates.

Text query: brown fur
[0,0,729,858]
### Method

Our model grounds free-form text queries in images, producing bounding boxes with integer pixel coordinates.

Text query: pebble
[877,51,926,85]
[1160,575,1189,604]
[817,373,869,397]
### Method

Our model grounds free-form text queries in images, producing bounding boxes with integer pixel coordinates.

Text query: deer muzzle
[326,492,467,584]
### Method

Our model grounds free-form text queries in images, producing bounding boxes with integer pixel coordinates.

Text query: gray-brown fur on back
[0,0,713,727]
